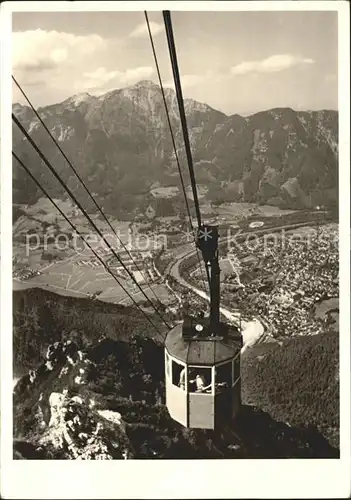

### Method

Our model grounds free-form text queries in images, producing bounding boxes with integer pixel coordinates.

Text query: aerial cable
[12,113,171,330]
[145,11,210,296]
[12,75,162,308]
[144,12,193,231]
[162,10,202,229]
[13,112,171,329]
[162,11,212,291]
[13,151,166,341]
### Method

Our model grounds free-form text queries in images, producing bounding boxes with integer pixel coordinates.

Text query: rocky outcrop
[39,391,131,460]
[13,338,133,460]
[281,177,304,199]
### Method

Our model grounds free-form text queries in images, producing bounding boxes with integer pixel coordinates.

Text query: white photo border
[1,1,350,499]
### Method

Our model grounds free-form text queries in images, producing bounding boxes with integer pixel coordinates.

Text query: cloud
[164,71,215,90]
[12,29,106,72]
[120,66,154,84]
[83,67,119,89]
[12,29,157,106]
[181,74,208,89]
[128,21,164,39]
[231,54,315,75]
[82,66,154,91]
[325,73,337,83]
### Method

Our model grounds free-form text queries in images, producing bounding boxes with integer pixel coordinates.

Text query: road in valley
[166,245,265,350]
[14,218,328,345]
[164,220,326,349]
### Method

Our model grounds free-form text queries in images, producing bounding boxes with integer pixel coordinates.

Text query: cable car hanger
[163,10,223,335]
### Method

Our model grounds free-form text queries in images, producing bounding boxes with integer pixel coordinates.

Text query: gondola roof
[165,321,242,365]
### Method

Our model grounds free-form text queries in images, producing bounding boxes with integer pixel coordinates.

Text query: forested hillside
[13,288,339,458]
[13,288,167,375]
[242,332,339,448]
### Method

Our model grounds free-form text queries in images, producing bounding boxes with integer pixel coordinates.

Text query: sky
[12,10,338,115]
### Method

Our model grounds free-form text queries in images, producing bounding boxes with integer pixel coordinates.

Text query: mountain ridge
[13,81,338,117]
[12,80,338,216]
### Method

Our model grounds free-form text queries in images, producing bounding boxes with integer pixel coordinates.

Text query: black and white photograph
[1,1,350,498]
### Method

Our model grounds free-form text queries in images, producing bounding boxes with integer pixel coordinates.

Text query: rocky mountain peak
[13,102,26,111]
[12,102,31,118]
[65,92,93,106]
[12,82,338,213]
[132,79,160,90]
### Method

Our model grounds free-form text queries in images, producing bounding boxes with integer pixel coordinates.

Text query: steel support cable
[144,12,193,232]
[162,10,211,292]
[12,75,162,307]
[162,10,202,229]
[12,113,171,330]
[144,11,209,296]
[13,151,166,340]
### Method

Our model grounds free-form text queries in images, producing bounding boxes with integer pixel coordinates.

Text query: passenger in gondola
[189,373,211,393]
[179,367,186,390]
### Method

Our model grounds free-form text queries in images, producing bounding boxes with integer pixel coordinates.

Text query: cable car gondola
[164,226,242,429]
[158,11,243,429]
